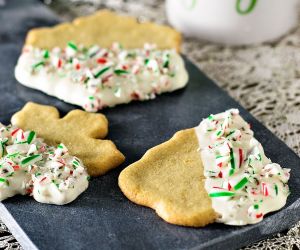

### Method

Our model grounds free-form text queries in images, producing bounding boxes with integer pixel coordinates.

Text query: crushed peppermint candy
[196,109,290,225]
[16,42,188,112]
[0,123,89,205]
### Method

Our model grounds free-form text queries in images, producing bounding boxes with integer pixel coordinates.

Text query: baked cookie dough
[15,11,188,111]
[119,109,290,226]
[25,10,181,51]
[11,102,125,177]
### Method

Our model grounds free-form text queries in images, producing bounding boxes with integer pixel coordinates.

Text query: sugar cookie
[11,102,125,176]
[119,109,290,226]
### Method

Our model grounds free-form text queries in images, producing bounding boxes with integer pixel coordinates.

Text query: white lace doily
[0,0,299,249]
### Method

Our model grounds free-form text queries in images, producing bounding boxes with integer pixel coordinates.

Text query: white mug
[166,0,299,45]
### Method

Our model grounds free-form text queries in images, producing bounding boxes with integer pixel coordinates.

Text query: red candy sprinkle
[40,177,47,183]
[239,148,243,168]
[13,165,20,171]
[11,128,20,137]
[261,182,269,196]
[131,92,140,100]
[97,58,107,64]
[256,213,263,219]
[57,59,62,68]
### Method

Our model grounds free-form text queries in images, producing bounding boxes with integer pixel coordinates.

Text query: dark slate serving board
[0,1,299,250]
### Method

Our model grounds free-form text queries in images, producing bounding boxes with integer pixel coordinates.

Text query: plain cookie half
[25,10,181,51]
[118,128,217,227]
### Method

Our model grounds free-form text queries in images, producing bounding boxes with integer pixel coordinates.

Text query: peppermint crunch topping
[197,109,290,225]
[0,123,89,201]
[24,42,178,112]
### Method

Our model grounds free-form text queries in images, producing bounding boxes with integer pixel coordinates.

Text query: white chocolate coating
[195,109,290,225]
[0,124,89,205]
[15,43,188,111]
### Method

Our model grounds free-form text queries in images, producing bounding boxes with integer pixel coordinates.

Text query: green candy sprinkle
[21,154,41,166]
[0,178,9,186]
[84,77,90,84]
[32,61,45,69]
[226,130,235,137]
[35,172,42,177]
[230,148,236,169]
[73,160,80,166]
[257,153,262,161]
[209,192,235,198]
[27,131,36,144]
[234,177,248,190]
[94,66,110,78]
[72,160,80,169]
[52,180,59,188]
[7,152,19,158]
[274,184,278,195]
[163,60,169,68]
[163,54,170,68]
[17,141,28,145]
[67,41,78,51]
[229,168,235,176]
[114,69,128,75]
[254,204,259,209]
[43,50,49,59]
[127,52,136,58]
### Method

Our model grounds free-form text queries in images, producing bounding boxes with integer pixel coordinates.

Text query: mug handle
[236,0,258,15]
